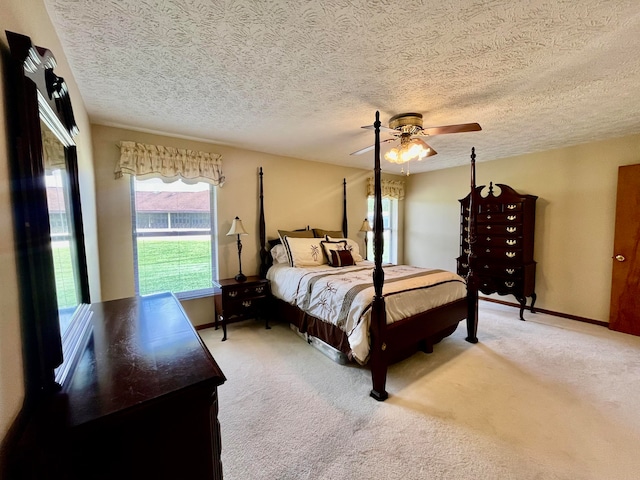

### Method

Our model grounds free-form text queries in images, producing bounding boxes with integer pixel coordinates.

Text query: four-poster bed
[258,112,478,400]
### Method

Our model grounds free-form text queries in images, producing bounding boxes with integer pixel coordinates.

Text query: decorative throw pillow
[278,229,314,244]
[313,228,344,239]
[329,249,355,267]
[282,236,328,267]
[320,240,348,266]
[326,236,364,262]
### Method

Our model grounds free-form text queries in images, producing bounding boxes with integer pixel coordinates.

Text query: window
[46,167,82,333]
[131,177,217,298]
[366,196,398,264]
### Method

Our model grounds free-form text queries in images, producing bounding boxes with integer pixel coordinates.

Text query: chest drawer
[477,224,522,236]
[476,247,523,262]
[478,276,524,295]
[463,236,522,249]
[477,263,524,278]
[477,212,522,224]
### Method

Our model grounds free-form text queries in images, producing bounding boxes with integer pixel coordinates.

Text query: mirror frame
[6,31,91,397]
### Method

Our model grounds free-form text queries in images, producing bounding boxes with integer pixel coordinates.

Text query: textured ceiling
[44,0,640,174]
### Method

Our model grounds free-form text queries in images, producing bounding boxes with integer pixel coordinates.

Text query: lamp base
[235,273,247,282]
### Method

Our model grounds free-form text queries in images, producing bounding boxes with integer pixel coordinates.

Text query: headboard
[258,170,348,278]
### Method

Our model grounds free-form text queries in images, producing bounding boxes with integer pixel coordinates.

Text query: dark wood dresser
[16,293,226,479]
[457,182,538,320]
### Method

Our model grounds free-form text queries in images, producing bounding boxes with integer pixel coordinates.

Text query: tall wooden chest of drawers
[457,182,538,320]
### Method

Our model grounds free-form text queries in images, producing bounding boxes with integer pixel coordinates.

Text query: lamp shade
[359,219,372,232]
[226,216,248,236]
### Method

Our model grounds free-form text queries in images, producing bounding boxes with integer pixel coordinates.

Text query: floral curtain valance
[367,177,405,200]
[41,127,66,171]
[115,141,225,186]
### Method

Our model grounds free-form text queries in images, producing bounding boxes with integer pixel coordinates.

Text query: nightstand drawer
[222,282,269,301]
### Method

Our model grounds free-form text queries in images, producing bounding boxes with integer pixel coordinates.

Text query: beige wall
[92,125,400,325]
[405,133,640,322]
[1,0,100,449]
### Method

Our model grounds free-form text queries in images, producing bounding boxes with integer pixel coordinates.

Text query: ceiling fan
[351,112,482,162]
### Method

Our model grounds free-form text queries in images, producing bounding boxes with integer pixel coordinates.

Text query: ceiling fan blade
[422,143,438,157]
[420,122,482,136]
[350,138,396,156]
[350,144,375,155]
[413,138,438,158]
[361,124,399,134]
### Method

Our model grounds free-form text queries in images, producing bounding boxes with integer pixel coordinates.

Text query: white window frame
[367,196,398,264]
[130,176,218,300]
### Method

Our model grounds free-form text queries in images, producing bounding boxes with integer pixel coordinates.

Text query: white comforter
[267,261,467,363]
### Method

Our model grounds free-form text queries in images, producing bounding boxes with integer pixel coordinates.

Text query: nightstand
[212,276,271,341]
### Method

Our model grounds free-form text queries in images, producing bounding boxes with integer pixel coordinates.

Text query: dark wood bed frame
[258,112,479,401]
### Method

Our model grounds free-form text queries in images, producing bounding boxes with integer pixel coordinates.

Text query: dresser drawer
[477,224,522,235]
[477,247,523,262]
[464,236,522,249]
[478,203,503,213]
[478,276,524,295]
[477,212,522,224]
[477,263,524,278]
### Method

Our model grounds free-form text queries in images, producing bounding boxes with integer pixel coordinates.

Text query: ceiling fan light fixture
[384,138,430,164]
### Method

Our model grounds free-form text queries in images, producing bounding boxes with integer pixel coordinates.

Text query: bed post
[369,111,389,401]
[342,178,348,237]
[258,167,268,279]
[465,149,479,343]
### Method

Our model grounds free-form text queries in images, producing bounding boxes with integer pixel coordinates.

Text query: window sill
[175,289,216,301]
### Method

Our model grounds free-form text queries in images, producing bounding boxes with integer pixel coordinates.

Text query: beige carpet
[199,302,640,480]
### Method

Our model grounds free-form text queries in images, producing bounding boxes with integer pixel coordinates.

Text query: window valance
[115,141,225,186]
[41,127,66,171]
[367,177,405,200]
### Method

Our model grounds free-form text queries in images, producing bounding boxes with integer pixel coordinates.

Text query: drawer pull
[506,268,515,274]
[486,214,492,219]
[242,300,252,308]
[486,237,491,241]
[464,216,469,222]
[463,248,470,254]
[485,248,491,253]
[506,227,516,233]
[507,204,517,210]
[506,239,516,246]
[506,252,516,258]
[505,281,515,287]
[483,264,490,269]
[507,215,516,221]
[228,291,238,298]
[464,226,469,232]
[255,286,264,294]
[461,263,468,268]
[486,225,492,230]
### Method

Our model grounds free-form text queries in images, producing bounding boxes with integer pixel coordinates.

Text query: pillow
[282,236,328,267]
[320,239,348,266]
[313,228,344,239]
[329,249,355,267]
[270,244,289,264]
[326,236,364,262]
[278,229,314,243]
